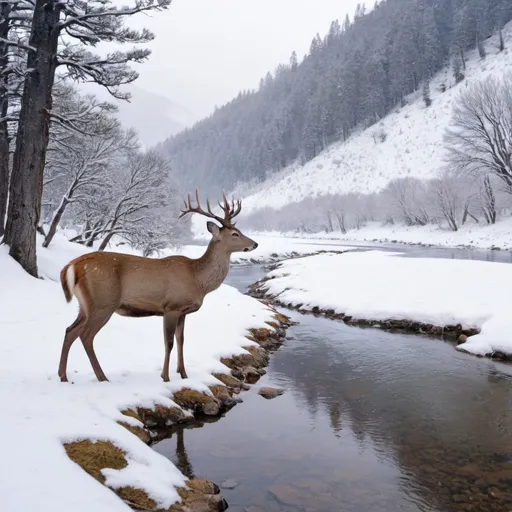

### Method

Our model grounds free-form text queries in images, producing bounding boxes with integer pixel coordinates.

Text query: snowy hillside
[240,22,512,215]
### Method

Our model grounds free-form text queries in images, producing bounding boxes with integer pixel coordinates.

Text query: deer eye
[232,232,239,237]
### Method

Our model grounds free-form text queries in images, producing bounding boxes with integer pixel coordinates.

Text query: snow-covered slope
[241,22,512,215]
[0,235,279,511]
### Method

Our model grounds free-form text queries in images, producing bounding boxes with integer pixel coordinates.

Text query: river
[154,244,512,512]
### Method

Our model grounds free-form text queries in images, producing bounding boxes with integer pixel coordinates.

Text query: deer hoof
[59,375,68,383]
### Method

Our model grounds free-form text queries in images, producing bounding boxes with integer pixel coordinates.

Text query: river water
[154,244,512,512]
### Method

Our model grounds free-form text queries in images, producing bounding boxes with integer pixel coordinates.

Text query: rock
[457,334,468,345]
[258,387,284,400]
[244,366,264,384]
[136,404,187,428]
[220,479,239,490]
[430,325,443,335]
[187,479,221,495]
[203,401,221,416]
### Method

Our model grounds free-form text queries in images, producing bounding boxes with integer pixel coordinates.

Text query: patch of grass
[173,388,213,409]
[212,372,243,389]
[64,440,127,484]
[117,486,157,510]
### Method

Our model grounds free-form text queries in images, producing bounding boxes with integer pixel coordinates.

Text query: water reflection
[153,253,512,512]
[174,428,196,480]
[154,313,512,512]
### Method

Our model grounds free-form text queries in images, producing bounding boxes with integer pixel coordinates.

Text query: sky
[106,0,363,124]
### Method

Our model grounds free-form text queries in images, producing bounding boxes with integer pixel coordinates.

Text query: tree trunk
[42,194,70,248]
[0,2,11,238]
[98,230,116,251]
[3,0,61,276]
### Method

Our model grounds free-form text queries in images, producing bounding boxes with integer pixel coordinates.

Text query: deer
[57,190,258,383]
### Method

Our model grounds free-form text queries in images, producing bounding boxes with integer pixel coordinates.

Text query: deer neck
[194,240,231,295]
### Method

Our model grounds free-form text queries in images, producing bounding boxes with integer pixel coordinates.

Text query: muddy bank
[64,309,293,512]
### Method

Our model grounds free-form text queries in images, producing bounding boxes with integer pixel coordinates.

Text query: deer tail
[60,263,76,303]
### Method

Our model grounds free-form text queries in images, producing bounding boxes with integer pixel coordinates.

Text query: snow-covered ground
[251,217,512,252]
[258,251,512,358]
[69,226,353,265]
[0,235,278,512]
[240,22,512,215]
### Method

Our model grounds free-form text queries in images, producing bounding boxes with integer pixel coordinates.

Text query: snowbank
[256,251,512,358]
[262,218,512,252]
[0,236,279,511]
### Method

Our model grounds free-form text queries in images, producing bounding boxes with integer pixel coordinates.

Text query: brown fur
[57,215,258,383]
[60,264,73,303]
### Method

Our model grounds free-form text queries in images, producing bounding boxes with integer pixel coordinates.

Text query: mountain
[78,83,195,148]
[240,22,512,217]
[159,0,512,198]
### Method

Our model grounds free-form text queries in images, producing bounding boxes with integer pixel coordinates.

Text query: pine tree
[422,81,432,107]
[477,34,486,59]
[453,55,465,84]
[290,51,298,71]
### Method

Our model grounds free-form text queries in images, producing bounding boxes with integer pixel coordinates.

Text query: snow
[183,226,355,263]
[260,250,512,357]
[0,236,277,512]
[251,216,512,252]
[56,225,354,265]
[240,22,512,215]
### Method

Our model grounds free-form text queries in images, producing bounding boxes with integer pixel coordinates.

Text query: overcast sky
[112,0,363,123]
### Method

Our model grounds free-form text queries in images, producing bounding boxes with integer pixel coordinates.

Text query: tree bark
[98,230,116,251]
[0,2,11,238]
[42,194,70,248]
[4,0,61,276]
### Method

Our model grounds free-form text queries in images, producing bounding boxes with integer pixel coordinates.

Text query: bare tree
[445,74,512,194]
[330,198,347,234]
[385,178,430,226]
[3,0,172,276]
[479,175,497,224]
[78,149,173,251]
[42,91,135,248]
[432,171,463,231]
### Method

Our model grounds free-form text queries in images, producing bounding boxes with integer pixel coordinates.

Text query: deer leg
[80,309,114,382]
[176,315,188,379]
[162,312,179,382]
[58,311,86,383]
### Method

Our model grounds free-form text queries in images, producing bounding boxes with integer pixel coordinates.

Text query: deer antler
[218,192,242,226]
[179,188,242,227]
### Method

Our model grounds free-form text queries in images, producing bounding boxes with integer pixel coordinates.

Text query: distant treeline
[159,0,512,197]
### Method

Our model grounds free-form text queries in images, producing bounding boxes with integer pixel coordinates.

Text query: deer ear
[207,221,220,236]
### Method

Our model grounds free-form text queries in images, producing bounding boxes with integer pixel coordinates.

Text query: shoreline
[249,276,512,365]
[64,308,293,512]
[248,229,512,254]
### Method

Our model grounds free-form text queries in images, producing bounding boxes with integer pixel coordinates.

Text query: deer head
[179,189,258,253]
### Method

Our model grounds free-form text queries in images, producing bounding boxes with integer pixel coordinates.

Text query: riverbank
[250,251,512,362]
[0,238,292,512]
[250,218,512,252]
[153,307,512,512]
